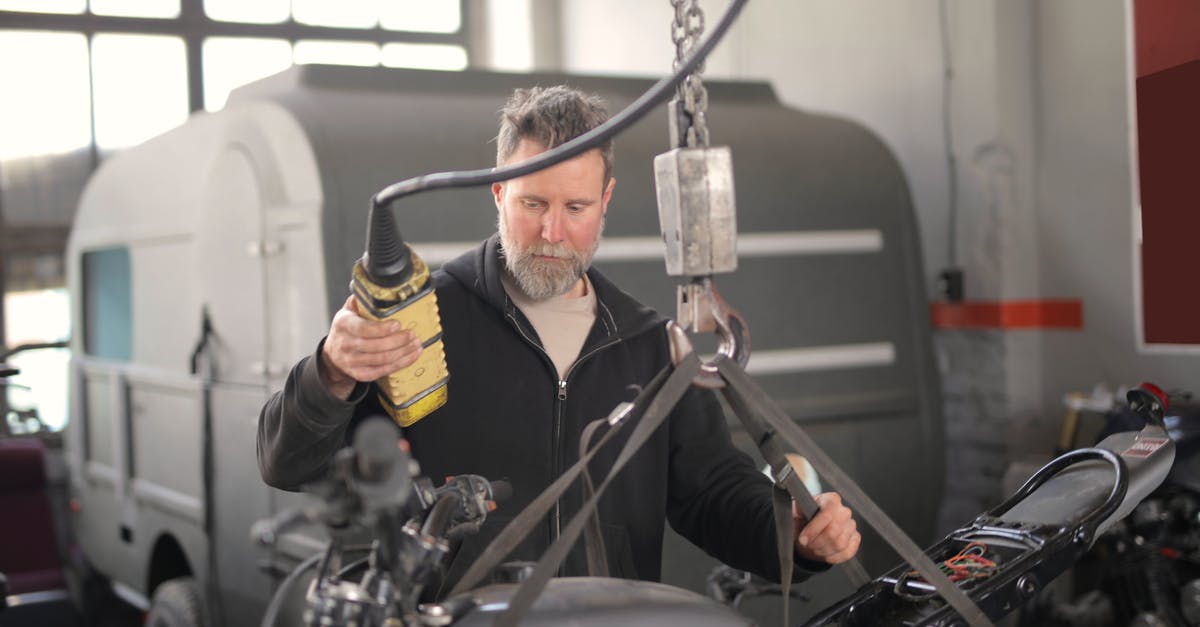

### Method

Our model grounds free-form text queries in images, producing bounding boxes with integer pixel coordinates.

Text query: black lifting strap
[715,358,994,627]
[579,418,611,577]
[447,363,678,598]
[490,354,703,627]
[720,380,873,589]
[771,484,795,627]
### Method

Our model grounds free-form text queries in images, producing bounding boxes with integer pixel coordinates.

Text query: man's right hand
[319,295,424,400]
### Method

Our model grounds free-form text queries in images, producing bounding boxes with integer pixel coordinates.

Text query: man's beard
[498,211,602,301]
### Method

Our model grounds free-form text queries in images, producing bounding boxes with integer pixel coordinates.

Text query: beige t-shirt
[501,273,597,380]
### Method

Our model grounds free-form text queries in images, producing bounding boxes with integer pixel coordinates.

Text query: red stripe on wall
[930,300,1084,330]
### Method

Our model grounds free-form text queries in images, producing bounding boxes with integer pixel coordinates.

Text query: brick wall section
[933,329,1060,535]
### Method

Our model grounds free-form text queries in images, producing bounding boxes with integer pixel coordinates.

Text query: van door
[72,246,143,591]
[200,105,329,623]
[197,145,275,625]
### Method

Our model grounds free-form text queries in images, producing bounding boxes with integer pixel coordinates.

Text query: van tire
[146,577,206,627]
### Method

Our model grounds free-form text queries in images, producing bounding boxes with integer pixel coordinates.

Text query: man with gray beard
[497,207,602,301]
[258,85,859,598]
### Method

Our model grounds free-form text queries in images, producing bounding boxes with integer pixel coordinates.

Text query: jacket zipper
[550,340,618,549]
[505,311,619,552]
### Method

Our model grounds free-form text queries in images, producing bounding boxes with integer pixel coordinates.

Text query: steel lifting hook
[668,277,751,388]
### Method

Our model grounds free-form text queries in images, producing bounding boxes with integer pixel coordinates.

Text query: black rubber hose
[421,492,463,539]
[369,0,749,209]
[259,551,324,627]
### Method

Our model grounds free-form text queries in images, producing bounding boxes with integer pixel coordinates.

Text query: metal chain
[670,0,710,147]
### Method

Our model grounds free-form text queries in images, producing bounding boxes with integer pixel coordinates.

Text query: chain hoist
[658,0,745,387]
[669,0,711,148]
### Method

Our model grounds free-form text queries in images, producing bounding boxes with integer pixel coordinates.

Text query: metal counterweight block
[654,146,738,277]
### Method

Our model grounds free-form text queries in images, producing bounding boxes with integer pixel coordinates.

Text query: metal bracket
[770,460,796,488]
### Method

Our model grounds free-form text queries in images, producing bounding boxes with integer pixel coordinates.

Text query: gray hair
[496,85,613,184]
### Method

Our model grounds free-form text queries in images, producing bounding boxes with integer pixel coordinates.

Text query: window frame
[0,0,470,113]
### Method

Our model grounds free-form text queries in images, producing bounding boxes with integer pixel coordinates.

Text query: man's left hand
[793,492,860,564]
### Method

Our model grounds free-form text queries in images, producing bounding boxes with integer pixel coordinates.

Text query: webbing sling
[455,349,994,626]
[716,358,994,627]
[491,354,702,627]
[771,485,795,627]
[579,418,611,577]
[724,371,869,626]
[447,364,675,597]
[719,380,873,588]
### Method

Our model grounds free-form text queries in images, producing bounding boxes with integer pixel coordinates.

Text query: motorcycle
[259,383,1177,627]
[1021,389,1200,627]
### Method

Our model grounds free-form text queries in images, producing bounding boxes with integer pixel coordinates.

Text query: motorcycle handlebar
[420,477,511,538]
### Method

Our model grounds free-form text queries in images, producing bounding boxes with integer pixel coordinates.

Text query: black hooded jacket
[257,235,825,593]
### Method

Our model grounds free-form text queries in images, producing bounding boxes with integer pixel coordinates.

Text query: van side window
[82,247,132,361]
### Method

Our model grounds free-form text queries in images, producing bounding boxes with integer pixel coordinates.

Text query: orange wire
[906,542,997,583]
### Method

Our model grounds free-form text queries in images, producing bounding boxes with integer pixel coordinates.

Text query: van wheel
[146,577,206,627]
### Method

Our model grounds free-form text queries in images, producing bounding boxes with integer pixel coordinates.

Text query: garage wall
[1036,0,1200,425]
[557,0,1046,302]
